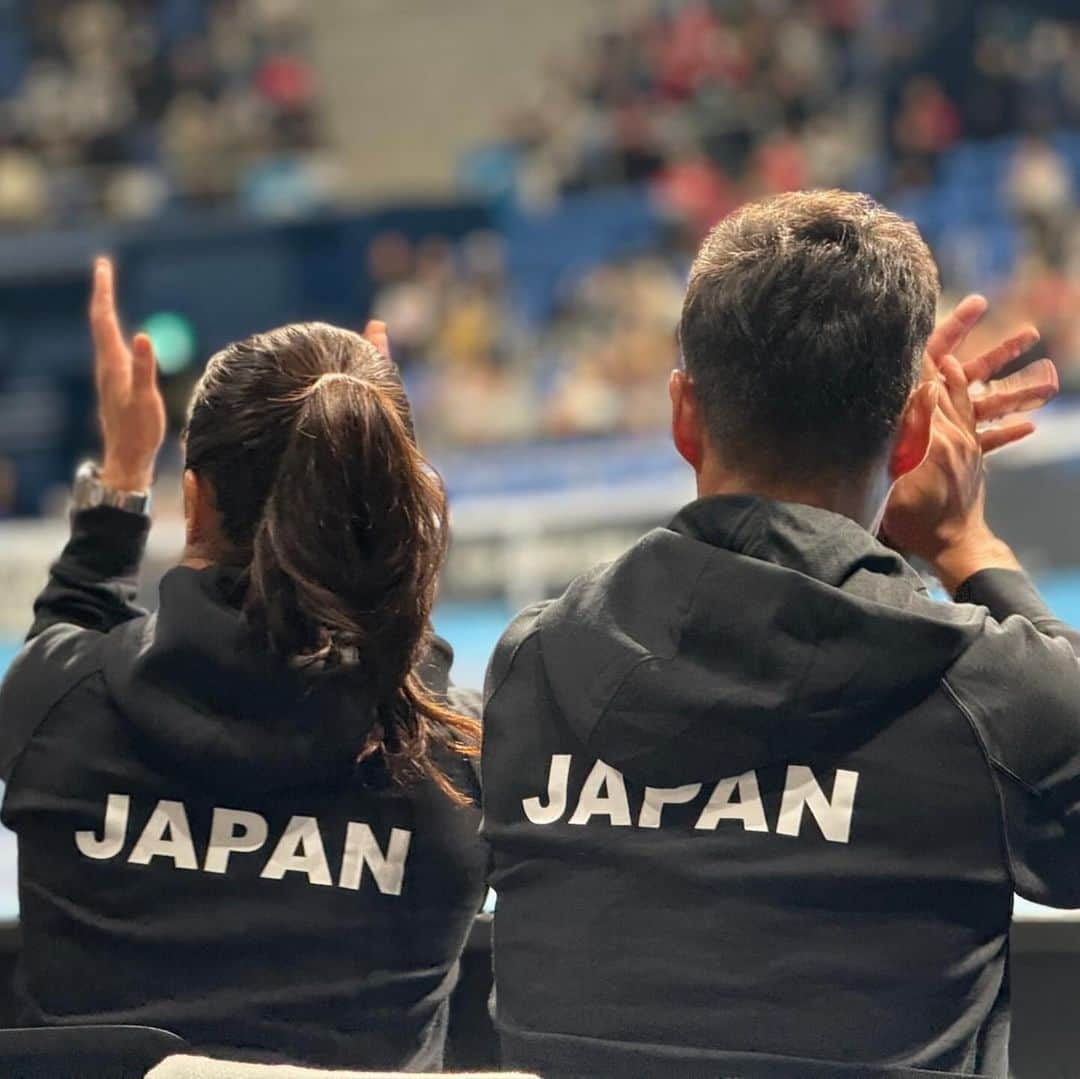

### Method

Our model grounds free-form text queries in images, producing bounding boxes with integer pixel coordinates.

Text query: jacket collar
[668,494,926,592]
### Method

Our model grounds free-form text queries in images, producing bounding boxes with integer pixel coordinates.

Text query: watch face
[74,460,100,485]
[72,466,104,511]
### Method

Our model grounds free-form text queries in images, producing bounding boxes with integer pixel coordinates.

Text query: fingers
[962,325,1040,384]
[363,319,391,359]
[972,358,1059,422]
[979,419,1037,455]
[925,294,988,364]
[90,257,130,393]
[131,332,159,395]
[939,354,974,429]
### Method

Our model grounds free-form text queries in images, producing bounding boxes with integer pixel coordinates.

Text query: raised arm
[0,260,166,778]
[884,349,1080,906]
[28,258,165,640]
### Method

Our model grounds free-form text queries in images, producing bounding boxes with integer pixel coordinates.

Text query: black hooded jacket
[0,507,487,1070]
[482,495,1080,1078]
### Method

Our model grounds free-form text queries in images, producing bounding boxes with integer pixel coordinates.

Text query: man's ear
[889,380,938,481]
[670,369,705,471]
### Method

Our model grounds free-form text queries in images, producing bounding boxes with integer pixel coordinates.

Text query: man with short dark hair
[482,190,1077,1078]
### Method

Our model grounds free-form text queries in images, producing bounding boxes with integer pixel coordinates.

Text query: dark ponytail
[184,323,479,804]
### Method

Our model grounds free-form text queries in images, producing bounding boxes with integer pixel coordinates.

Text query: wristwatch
[72,461,152,515]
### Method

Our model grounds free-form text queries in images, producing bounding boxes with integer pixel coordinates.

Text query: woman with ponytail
[0,259,487,1069]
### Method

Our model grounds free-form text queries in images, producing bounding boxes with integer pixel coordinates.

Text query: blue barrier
[4,570,1080,694]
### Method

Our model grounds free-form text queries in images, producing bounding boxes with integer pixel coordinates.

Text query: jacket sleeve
[479,603,548,871]
[955,569,1080,652]
[0,506,150,781]
[27,505,151,641]
[947,569,1080,907]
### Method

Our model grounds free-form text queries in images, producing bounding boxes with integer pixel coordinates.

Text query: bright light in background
[140,312,197,375]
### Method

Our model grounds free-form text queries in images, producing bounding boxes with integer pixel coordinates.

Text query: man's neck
[180,537,230,570]
[180,550,216,571]
[694,459,885,532]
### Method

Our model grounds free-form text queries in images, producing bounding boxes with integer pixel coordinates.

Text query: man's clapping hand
[919,293,1057,452]
[881,294,1054,591]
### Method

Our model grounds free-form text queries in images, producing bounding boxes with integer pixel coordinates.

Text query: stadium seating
[0,1023,185,1078]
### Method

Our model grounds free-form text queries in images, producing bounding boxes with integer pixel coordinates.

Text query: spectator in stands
[1000,254,1080,388]
[481,191,1069,1078]
[0,459,15,519]
[748,126,810,196]
[1005,136,1075,269]
[542,257,681,438]
[890,74,962,189]
[652,144,738,242]
[0,143,49,224]
[0,259,487,1068]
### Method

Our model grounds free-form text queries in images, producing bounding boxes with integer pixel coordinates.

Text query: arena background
[0,0,1079,1073]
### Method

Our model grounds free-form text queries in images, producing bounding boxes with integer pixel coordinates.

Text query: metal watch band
[72,461,152,516]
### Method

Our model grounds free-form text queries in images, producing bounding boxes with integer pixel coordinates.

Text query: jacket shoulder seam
[942,675,1041,797]
[4,664,105,789]
[941,674,1023,893]
[485,619,543,707]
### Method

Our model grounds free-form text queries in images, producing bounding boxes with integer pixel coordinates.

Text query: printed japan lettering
[523,755,860,843]
[75,795,413,895]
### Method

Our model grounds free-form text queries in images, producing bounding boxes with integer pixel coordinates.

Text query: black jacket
[482,495,1080,1078]
[0,507,487,1070]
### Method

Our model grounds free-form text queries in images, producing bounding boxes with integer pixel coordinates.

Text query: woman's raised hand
[90,257,166,492]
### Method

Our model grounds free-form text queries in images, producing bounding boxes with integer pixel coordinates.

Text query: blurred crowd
[0,0,1078,481]
[480,0,1079,220]
[370,225,1080,452]
[484,0,884,225]
[367,230,681,446]
[0,0,327,225]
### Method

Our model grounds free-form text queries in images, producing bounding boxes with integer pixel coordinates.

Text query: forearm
[29,506,150,640]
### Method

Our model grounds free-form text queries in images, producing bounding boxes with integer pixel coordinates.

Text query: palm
[91,258,166,490]
[882,295,1057,547]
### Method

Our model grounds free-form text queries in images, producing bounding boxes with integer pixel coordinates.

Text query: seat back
[148,1059,538,1079]
[502,1027,959,1079]
[0,1024,185,1079]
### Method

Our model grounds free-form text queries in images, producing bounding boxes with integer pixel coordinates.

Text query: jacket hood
[535,495,987,787]
[102,565,454,793]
